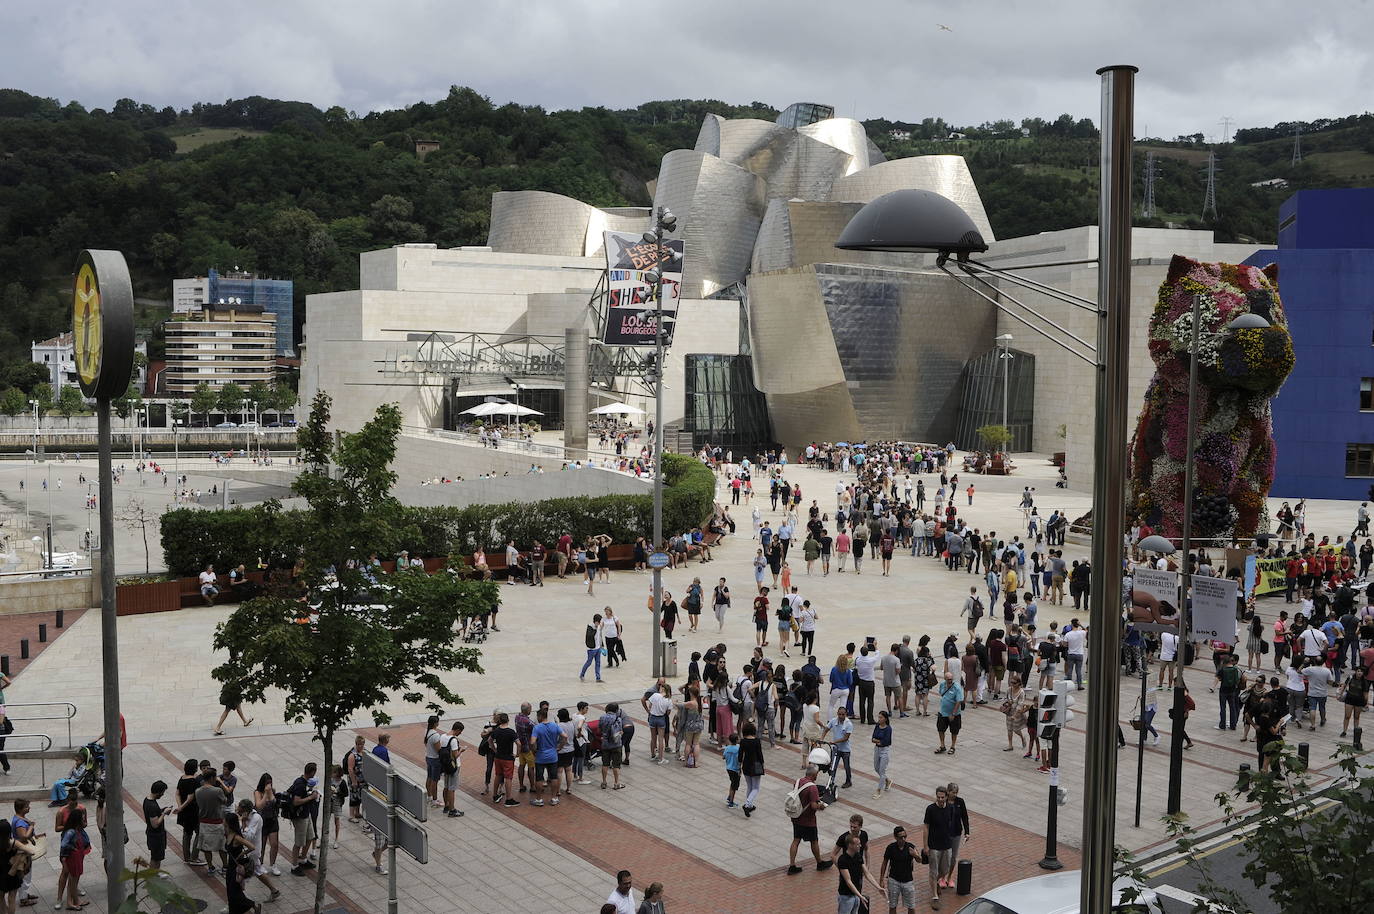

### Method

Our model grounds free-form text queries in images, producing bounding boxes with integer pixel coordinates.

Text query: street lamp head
[835,189,988,257]
[1138,534,1177,554]
[997,333,1014,342]
[1226,313,1271,330]
[643,268,662,285]
[642,231,657,244]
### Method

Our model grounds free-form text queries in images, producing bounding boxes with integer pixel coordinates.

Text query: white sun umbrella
[462,401,543,417]
[589,402,645,416]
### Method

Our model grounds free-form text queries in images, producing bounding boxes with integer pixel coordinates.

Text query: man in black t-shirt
[835,832,877,912]
[829,813,869,865]
[488,713,520,807]
[923,787,959,909]
[880,824,919,914]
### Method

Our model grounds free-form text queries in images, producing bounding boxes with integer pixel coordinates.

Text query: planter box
[116,580,181,616]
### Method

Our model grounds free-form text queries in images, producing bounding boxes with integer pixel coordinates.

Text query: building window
[1347,443,1374,477]
[1364,379,1374,411]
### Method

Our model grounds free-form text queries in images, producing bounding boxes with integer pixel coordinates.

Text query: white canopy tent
[589,403,645,416]
[460,401,543,417]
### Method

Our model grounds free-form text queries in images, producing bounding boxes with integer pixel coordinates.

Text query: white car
[953,872,1162,914]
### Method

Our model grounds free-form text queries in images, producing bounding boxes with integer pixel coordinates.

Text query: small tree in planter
[115,860,197,913]
[976,424,1012,453]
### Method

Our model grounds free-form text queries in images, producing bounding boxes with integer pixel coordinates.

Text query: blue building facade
[1245,189,1374,499]
[207,268,294,356]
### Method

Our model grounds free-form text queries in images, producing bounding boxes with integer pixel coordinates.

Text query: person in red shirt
[1324,551,1339,575]
[556,533,573,578]
[753,588,771,648]
[786,764,832,874]
[1285,557,1300,603]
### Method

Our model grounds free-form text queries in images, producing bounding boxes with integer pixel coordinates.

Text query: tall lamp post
[835,64,1137,914]
[997,333,1014,447]
[642,206,678,678]
[26,399,37,525]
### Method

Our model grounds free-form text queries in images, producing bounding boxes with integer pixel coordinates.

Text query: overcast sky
[3,0,1370,140]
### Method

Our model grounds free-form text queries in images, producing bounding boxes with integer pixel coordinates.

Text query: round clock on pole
[72,249,136,400]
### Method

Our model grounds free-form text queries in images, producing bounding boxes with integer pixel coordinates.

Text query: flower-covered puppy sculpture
[1128,255,1295,542]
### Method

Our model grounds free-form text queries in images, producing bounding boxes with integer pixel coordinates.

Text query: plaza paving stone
[1,451,1367,911]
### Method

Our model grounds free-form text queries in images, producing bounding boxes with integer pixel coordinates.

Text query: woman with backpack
[713,578,732,633]
[685,578,703,633]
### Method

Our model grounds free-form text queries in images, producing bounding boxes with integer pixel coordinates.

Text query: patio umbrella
[835,442,850,448]
[462,401,543,417]
[590,403,645,416]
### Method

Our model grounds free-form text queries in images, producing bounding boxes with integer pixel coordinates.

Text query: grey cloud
[0,0,1369,138]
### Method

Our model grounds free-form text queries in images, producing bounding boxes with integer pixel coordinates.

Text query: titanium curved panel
[695,114,724,156]
[746,268,846,396]
[751,199,796,275]
[766,382,862,452]
[799,118,875,176]
[488,190,601,256]
[652,149,766,299]
[599,207,651,238]
[828,156,995,241]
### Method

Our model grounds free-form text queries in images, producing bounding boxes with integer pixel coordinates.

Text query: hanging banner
[1229,549,1286,598]
[1129,566,1180,632]
[602,231,683,346]
[1191,575,1238,643]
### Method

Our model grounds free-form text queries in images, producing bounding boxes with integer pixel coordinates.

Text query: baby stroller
[463,618,488,644]
[77,741,105,797]
[808,745,840,804]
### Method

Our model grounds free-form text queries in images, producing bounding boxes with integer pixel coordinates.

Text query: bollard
[56,609,64,629]
[0,656,7,676]
[1238,763,1251,789]
[1298,742,1310,766]
[956,858,973,895]
[1355,727,1363,751]
[38,623,47,643]
[19,640,28,660]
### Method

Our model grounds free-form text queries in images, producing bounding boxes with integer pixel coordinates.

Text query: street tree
[56,385,86,417]
[116,496,157,573]
[1120,743,1374,912]
[270,382,297,419]
[216,382,245,421]
[0,387,26,416]
[112,382,141,420]
[190,382,217,426]
[246,381,272,418]
[31,382,53,413]
[211,392,494,914]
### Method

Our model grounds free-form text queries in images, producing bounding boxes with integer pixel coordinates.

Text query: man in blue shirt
[934,670,965,755]
[826,706,855,789]
[529,708,566,807]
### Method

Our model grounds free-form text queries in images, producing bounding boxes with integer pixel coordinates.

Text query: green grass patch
[164,127,269,153]
[1304,149,1374,181]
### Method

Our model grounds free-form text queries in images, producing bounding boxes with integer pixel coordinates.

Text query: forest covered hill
[1,85,1371,376]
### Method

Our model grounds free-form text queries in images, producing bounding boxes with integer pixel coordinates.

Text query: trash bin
[661,640,678,677]
[956,858,973,895]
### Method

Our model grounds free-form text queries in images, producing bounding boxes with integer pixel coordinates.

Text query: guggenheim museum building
[302,102,1261,491]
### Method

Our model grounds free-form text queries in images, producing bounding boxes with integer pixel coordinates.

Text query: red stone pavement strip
[377,721,1079,914]
[0,609,85,678]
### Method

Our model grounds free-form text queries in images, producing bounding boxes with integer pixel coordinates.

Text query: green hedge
[160,453,716,577]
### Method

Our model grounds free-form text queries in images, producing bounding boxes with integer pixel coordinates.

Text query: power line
[1218,116,1235,143]
[1292,124,1303,166]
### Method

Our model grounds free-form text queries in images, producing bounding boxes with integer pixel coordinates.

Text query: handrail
[0,568,92,579]
[5,702,77,747]
[4,733,56,785]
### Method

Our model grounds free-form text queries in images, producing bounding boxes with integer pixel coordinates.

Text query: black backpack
[585,624,597,649]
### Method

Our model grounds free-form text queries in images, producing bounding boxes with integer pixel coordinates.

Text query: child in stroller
[49,743,102,806]
[807,744,840,804]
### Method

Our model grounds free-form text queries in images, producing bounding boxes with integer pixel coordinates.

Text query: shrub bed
[161,453,715,577]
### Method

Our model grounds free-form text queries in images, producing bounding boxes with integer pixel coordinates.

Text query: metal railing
[3,733,56,787]
[6,702,77,747]
[409,426,648,475]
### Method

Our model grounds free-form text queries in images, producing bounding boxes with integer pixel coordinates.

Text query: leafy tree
[216,382,245,420]
[113,382,142,420]
[1120,744,1374,913]
[246,381,273,416]
[976,424,1012,452]
[211,392,492,914]
[56,384,86,417]
[269,382,297,417]
[190,382,218,427]
[1,363,51,395]
[31,382,53,413]
[0,387,26,416]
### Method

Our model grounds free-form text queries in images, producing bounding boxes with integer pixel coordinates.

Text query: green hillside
[1,86,1371,381]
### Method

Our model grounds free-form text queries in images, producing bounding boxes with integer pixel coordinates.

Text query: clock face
[74,262,103,388]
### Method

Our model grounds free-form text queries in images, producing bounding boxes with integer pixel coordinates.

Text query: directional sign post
[647,552,671,570]
[360,751,429,914]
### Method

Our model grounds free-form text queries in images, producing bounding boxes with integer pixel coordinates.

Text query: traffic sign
[360,751,428,821]
[362,789,428,864]
[648,552,671,569]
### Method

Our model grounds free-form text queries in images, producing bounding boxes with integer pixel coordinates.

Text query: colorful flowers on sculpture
[1128,255,1294,540]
